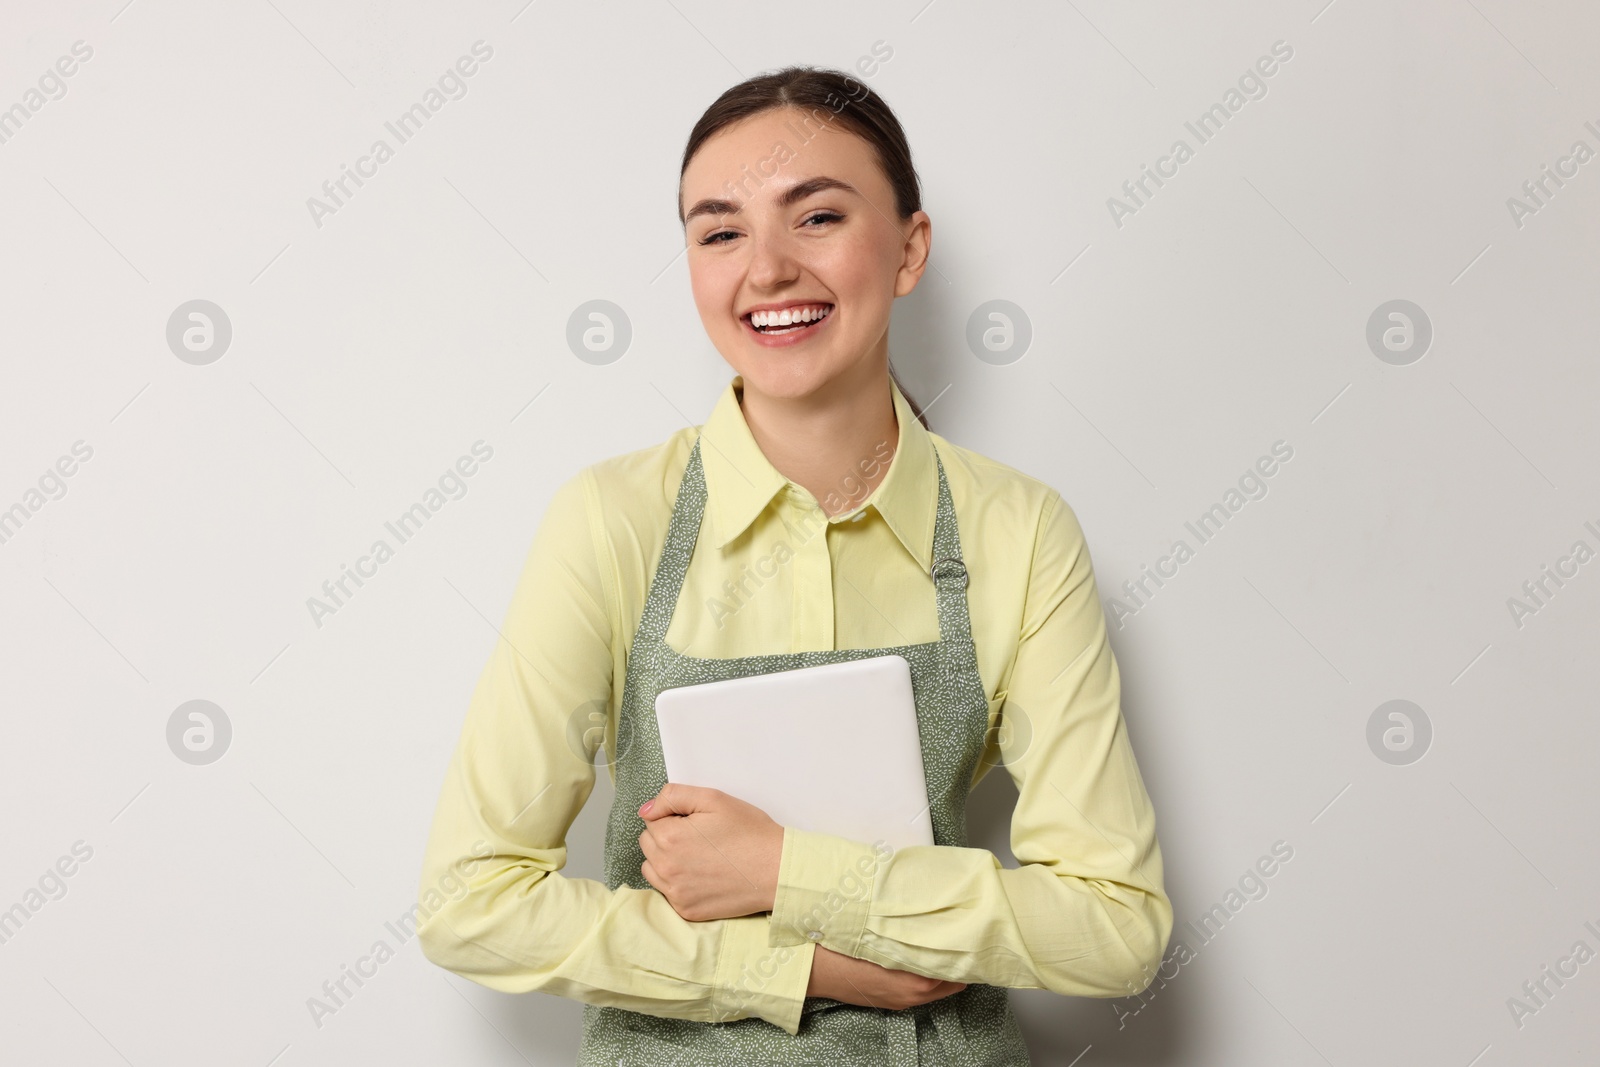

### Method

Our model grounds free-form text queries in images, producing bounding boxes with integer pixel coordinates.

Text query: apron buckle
[930,556,968,589]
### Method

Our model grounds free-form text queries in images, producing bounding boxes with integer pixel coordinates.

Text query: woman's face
[680,106,931,401]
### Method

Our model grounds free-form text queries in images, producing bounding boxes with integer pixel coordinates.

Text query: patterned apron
[576,435,1032,1066]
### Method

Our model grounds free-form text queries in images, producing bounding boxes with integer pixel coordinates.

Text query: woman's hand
[806,945,967,1010]
[638,784,784,921]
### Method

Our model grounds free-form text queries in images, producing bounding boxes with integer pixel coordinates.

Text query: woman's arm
[763,490,1173,999]
[415,471,816,1033]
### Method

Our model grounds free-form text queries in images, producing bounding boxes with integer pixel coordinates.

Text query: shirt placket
[784,488,835,652]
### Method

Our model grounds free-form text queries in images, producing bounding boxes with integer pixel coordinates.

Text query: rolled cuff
[712,914,816,1035]
[767,827,886,956]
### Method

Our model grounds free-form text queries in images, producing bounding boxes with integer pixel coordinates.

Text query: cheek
[826,257,893,327]
[688,259,738,323]
[821,229,897,305]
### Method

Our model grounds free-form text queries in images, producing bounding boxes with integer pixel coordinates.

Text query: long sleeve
[416,469,816,1033]
[765,490,1172,999]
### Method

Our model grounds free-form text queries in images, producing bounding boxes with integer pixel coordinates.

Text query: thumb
[639,783,715,821]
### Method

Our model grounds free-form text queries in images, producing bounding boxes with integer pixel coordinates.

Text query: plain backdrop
[1,0,1596,1064]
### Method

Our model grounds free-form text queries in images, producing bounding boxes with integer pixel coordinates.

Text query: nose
[745,226,801,291]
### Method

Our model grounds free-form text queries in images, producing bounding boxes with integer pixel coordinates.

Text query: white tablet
[655,653,935,852]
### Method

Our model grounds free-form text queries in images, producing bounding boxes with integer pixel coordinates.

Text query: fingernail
[640,801,653,814]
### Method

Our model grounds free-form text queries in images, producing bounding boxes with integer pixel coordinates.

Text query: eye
[698,230,739,246]
[802,211,843,227]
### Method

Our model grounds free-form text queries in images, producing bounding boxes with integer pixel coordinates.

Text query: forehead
[681,106,882,200]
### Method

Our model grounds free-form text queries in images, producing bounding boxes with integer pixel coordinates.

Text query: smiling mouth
[744,304,835,334]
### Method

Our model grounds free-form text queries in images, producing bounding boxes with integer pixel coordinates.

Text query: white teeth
[750,305,832,329]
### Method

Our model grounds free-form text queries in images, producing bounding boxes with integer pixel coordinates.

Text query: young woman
[417,67,1172,1066]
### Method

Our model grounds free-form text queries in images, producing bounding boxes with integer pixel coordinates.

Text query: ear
[894,210,933,298]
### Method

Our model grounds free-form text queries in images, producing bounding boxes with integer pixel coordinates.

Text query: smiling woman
[416,66,1173,1067]
[677,75,933,430]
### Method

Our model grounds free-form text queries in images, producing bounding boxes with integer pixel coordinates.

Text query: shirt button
[806,930,823,941]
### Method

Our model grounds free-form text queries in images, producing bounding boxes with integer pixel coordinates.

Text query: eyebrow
[682,176,860,225]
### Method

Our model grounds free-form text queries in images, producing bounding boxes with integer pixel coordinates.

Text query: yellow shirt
[416,373,1173,1036]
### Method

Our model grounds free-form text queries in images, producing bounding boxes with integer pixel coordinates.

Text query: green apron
[577,435,1032,1066]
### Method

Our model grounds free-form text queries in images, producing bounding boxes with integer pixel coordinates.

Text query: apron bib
[577,435,1032,1066]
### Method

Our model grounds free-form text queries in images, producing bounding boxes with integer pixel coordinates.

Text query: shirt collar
[698,373,938,570]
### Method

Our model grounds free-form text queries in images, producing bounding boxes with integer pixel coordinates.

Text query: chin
[733,360,840,399]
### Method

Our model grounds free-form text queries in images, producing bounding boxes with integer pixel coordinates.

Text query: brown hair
[679,66,931,430]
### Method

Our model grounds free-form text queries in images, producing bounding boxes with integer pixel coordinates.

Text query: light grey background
[2,0,1596,1063]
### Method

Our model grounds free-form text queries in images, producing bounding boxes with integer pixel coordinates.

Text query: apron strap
[885,1010,919,1067]
[632,437,711,649]
[926,442,976,649]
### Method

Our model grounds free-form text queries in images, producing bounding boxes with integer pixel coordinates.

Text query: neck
[736,359,900,517]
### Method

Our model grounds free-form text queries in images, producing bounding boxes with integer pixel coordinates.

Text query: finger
[639,782,717,820]
[641,859,662,892]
